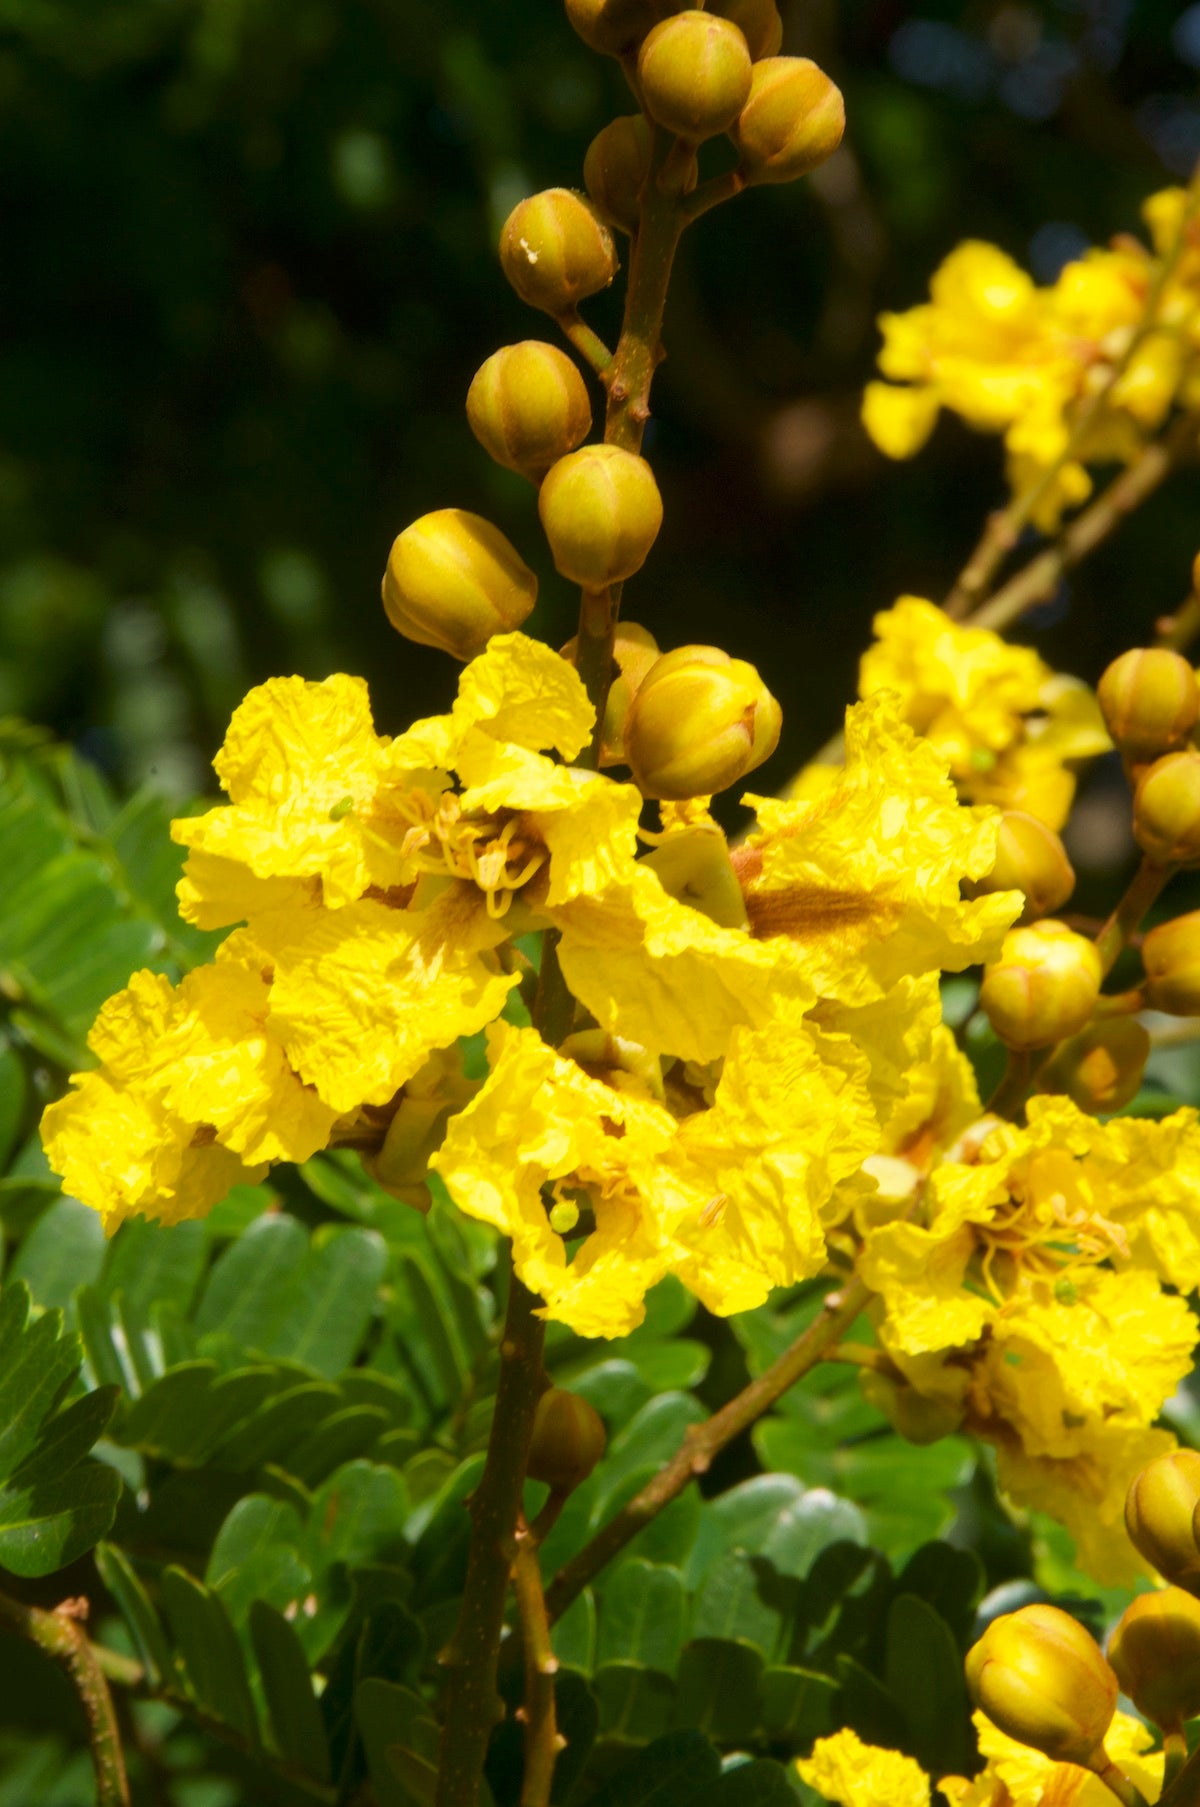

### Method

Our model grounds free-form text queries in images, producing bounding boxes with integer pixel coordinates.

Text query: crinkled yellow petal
[175,848,319,932]
[554,863,816,1063]
[797,1729,930,1807]
[741,694,1021,1004]
[970,1710,1162,1807]
[41,1072,264,1234]
[861,382,940,459]
[263,892,517,1114]
[863,1221,989,1355]
[389,632,594,774]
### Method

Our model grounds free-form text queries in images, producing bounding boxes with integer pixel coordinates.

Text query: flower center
[398,790,547,917]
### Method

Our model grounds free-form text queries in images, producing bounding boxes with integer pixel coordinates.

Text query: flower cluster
[863,188,1200,525]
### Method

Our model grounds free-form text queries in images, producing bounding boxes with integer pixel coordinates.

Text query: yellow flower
[735,693,1020,1006]
[858,600,1109,830]
[942,1709,1163,1807]
[430,1016,876,1335]
[40,957,341,1231]
[797,1729,930,1807]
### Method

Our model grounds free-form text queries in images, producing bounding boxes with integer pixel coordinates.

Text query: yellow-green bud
[565,0,666,57]
[979,920,1102,1053]
[710,0,783,60]
[563,620,661,766]
[966,810,1076,924]
[466,341,592,484]
[1108,1587,1200,1731]
[1133,749,1200,866]
[538,443,663,587]
[527,1387,607,1491]
[1143,911,1200,1015]
[499,189,617,317]
[623,644,782,800]
[965,1604,1117,1766]
[732,57,846,185]
[1038,1019,1150,1115]
[638,11,753,143]
[1125,1450,1200,1586]
[584,115,652,236]
[382,509,537,660]
[1098,647,1200,763]
[859,1368,966,1447]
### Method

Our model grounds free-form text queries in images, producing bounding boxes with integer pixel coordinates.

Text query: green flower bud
[1125,1450,1200,1586]
[732,56,845,185]
[538,443,663,587]
[565,0,667,57]
[1038,1019,1150,1115]
[965,810,1076,924]
[710,0,783,61]
[1134,749,1200,866]
[584,115,652,236]
[382,509,537,660]
[1143,911,1200,1015]
[1098,647,1200,764]
[638,11,753,143]
[467,341,592,483]
[965,1604,1118,1766]
[527,1387,607,1491]
[1108,1587,1200,1731]
[623,644,782,800]
[979,920,1102,1053]
[562,620,661,765]
[860,1368,966,1447]
[500,189,617,316]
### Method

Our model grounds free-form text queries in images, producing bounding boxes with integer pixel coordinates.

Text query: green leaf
[94,1541,172,1689]
[286,1405,389,1487]
[758,1666,838,1743]
[210,1380,342,1470]
[597,1561,687,1673]
[161,1565,259,1742]
[100,1218,207,1319]
[6,1197,105,1309]
[0,1460,121,1577]
[355,1677,439,1807]
[206,1493,311,1628]
[592,1662,677,1744]
[194,1212,309,1348]
[250,1600,332,1782]
[599,1393,707,1507]
[551,1668,600,1804]
[552,1587,597,1674]
[835,1654,907,1749]
[885,1593,973,1775]
[896,1544,984,1648]
[674,1639,764,1743]
[119,1360,220,1457]
[259,1227,388,1377]
[0,1042,27,1170]
[0,1289,81,1477]
[10,1385,118,1488]
[692,1552,782,1655]
[715,1759,802,1807]
[583,1730,720,1807]
[305,1461,409,1574]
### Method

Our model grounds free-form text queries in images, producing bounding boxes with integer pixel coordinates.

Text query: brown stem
[605,128,686,456]
[967,414,1198,635]
[944,167,1200,620]
[545,1277,869,1622]
[513,1525,564,1807]
[683,167,745,221]
[1157,590,1200,653]
[1093,857,1171,980]
[0,1590,130,1807]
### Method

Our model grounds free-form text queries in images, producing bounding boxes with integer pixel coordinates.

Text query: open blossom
[856,598,1109,830]
[943,1710,1163,1807]
[862,189,1200,527]
[797,1729,930,1807]
[850,1085,1200,1580]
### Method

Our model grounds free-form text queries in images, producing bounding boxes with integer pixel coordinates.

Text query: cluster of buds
[375,0,842,807]
[964,1453,1200,1786]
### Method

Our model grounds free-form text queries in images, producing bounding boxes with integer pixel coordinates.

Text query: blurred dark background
[2,0,1199,814]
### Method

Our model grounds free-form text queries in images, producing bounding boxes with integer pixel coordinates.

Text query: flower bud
[466,342,592,483]
[1144,911,1200,1015]
[584,115,652,236]
[1108,1587,1200,1731]
[565,0,666,57]
[538,443,663,587]
[979,920,1102,1053]
[499,189,617,317]
[965,1604,1117,1766]
[382,509,537,660]
[638,11,753,143]
[527,1387,607,1492]
[562,620,661,766]
[623,644,782,800]
[1133,749,1200,866]
[860,1368,966,1447]
[966,811,1076,924]
[731,57,845,185]
[1098,648,1200,764]
[710,0,783,60]
[1125,1450,1200,1586]
[1038,1019,1150,1115]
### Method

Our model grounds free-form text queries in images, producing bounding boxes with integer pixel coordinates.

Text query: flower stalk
[0,1589,131,1807]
